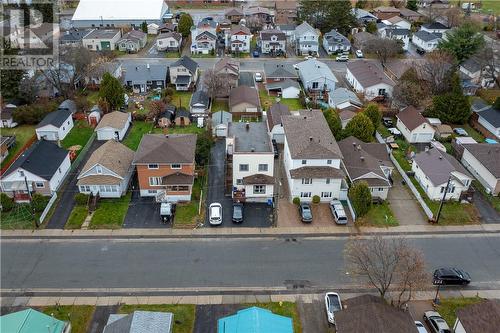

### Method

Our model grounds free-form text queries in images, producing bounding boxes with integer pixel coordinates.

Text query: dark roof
[477,106,500,127]
[195,30,217,41]
[242,174,274,185]
[414,148,471,185]
[123,63,167,83]
[399,8,423,18]
[471,97,490,113]
[260,29,286,41]
[58,99,77,113]
[133,134,196,164]
[264,63,297,79]
[162,172,194,185]
[462,144,500,178]
[396,106,428,131]
[456,299,500,333]
[267,102,291,129]
[175,75,191,85]
[266,79,300,91]
[386,27,410,37]
[346,60,394,88]
[4,140,68,180]
[423,22,449,30]
[229,86,260,108]
[227,122,272,153]
[290,166,344,179]
[60,28,92,42]
[414,30,440,42]
[37,108,73,128]
[0,105,15,120]
[171,56,199,74]
[190,90,209,107]
[336,295,418,333]
[277,24,296,31]
[461,57,481,73]
[225,7,244,16]
[230,25,251,35]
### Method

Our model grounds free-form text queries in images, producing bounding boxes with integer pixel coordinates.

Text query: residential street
[2,234,500,292]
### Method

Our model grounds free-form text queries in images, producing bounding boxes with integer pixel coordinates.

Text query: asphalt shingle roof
[133,134,196,164]
[190,90,209,107]
[396,106,428,131]
[413,30,440,42]
[264,63,297,79]
[37,108,73,128]
[267,102,291,129]
[456,299,500,333]
[346,60,394,88]
[295,21,317,37]
[95,111,130,130]
[104,311,172,333]
[229,86,260,108]
[171,56,199,74]
[123,63,167,83]
[414,148,471,186]
[462,144,500,178]
[296,59,337,84]
[477,106,500,127]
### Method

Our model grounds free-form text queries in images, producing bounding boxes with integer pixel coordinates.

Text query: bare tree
[364,38,403,66]
[477,41,500,88]
[444,7,463,27]
[203,69,230,100]
[245,16,265,34]
[345,236,429,308]
[389,0,405,8]
[417,50,455,94]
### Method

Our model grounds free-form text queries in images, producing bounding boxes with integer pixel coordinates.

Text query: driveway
[88,305,119,333]
[45,139,104,229]
[297,300,334,333]
[194,304,248,333]
[473,187,500,224]
[387,171,428,225]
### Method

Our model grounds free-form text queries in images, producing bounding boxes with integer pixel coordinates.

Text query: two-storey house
[230,25,252,54]
[169,56,199,91]
[259,29,286,55]
[191,19,217,55]
[296,59,337,103]
[295,21,319,56]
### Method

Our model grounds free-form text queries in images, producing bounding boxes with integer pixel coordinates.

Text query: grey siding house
[295,21,319,55]
[296,59,337,101]
[117,30,147,53]
[323,29,350,55]
[259,29,286,55]
[122,63,168,93]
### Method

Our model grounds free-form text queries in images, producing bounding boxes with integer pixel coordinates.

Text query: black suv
[433,267,471,285]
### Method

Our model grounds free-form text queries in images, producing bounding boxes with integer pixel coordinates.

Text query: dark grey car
[232,203,244,223]
[299,203,313,223]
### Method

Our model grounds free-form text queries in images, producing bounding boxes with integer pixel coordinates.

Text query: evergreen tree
[429,74,471,124]
[438,22,484,64]
[349,181,372,217]
[323,108,342,140]
[299,0,355,35]
[98,72,125,111]
[363,103,382,130]
[343,113,374,142]
[141,21,148,33]
[178,14,194,37]
[406,0,418,11]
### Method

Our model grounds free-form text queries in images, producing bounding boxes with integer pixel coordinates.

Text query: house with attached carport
[189,91,210,119]
[117,29,147,53]
[396,106,436,143]
[229,86,261,118]
[461,144,500,196]
[266,102,291,143]
[169,56,199,91]
[226,122,275,203]
[123,63,167,93]
[77,140,134,198]
[339,136,393,200]
[82,29,121,51]
[0,140,70,202]
[413,148,473,201]
[35,108,74,141]
[95,111,131,141]
[346,60,395,100]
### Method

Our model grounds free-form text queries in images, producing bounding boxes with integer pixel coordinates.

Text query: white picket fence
[39,192,58,224]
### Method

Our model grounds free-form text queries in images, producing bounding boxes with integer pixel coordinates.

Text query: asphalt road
[2,235,500,291]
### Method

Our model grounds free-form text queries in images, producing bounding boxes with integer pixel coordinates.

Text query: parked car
[324,292,342,325]
[209,202,223,225]
[255,72,263,82]
[433,267,471,285]
[423,311,451,333]
[304,55,316,60]
[415,321,428,333]
[232,202,244,223]
[252,50,260,57]
[335,55,349,62]
[299,202,313,223]
[355,49,364,58]
[382,117,393,127]
[453,127,468,136]
[388,127,402,136]
[329,200,347,225]
[416,48,426,55]
[160,202,175,224]
[293,63,299,70]
[272,139,279,158]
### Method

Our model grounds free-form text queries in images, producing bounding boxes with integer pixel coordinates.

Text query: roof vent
[360,156,365,161]
[439,155,442,159]
[245,122,250,130]
[251,147,255,152]
[309,136,313,142]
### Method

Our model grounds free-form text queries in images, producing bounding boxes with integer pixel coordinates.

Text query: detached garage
[396,106,435,143]
[95,111,131,141]
[36,108,74,141]
[266,79,301,99]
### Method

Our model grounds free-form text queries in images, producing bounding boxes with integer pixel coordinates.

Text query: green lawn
[436,297,483,327]
[171,91,193,109]
[246,302,301,333]
[174,177,202,227]
[89,193,131,229]
[85,91,100,105]
[477,89,500,103]
[65,205,88,229]
[0,204,37,229]
[41,305,94,333]
[119,304,195,333]
[152,124,206,135]
[259,90,303,111]
[356,201,399,227]
[0,125,36,169]
[460,124,484,142]
[61,121,94,156]
[122,121,155,150]
[479,0,500,14]
[165,52,181,58]
[211,99,229,112]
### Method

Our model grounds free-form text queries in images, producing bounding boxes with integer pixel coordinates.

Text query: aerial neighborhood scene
[2,0,500,332]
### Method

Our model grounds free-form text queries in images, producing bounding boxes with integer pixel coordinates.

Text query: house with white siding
[296,59,337,102]
[169,56,199,91]
[95,111,131,141]
[36,108,74,141]
[295,21,319,56]
[346,60,395,100]
[322,29,350,55]
[82,29,121,51]
[472,103,500,139]
[266,102,291,143]
[156,32,182,52]
[396,106,436,143]
[412,30,441,52]
[461,144,500,195]
[230,25,252,54]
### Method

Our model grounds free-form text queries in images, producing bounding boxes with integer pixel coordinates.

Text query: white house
[35,108,74,141]
[95,111,131,141]
[282,110,347,202]
[295,21,319,56]
[412,30,441,52]
[346,60,395,100]
[266,102,291,143]
[169,56,199,91]
[189,90,210,118]
[474,105,500,139]
[191,19,217,55]
[382,16,411,30]
[82,29,121,51]
[328,88,362,111]
[266,80,301,99]
[461,144,500,195]
[230,25,252,54]
[147,23,159,35]
[259,29,286,55]
[383,27,410,51]
[421,22,449,34]
[77,140,134,198]
[296,59,337,96]
[226,122,275,203]
[322,29,350,55]
[0,140,70,202]
[156,32,182,52]
[412,148,472,201]
[396,106,436,143]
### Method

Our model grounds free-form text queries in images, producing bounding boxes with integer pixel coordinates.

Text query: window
[321,192,332,198]
[312,82,319,89]
[85,185,91,192]
[327,160,332,165]
[96,165,102,174]
[440,186,445,193]
[378,88,386,96]
[149,177,162,186]
[111,186,118,192]
[258,164,268,172]
[378,188,384,192]
[326,178,331,184]
[301,160,307,165]
[239,164,249,171]
[67,121,70,125]
[148,190,157,194]
[253,185,265,194]
[171,164,181,169]
[302,178,312,184]
[80,185,86,192]
[236,179,243,185]
[35,182,44,188]
[168,185,189,192]
[99,185,106,192]
[63,127,65,131]
[148,164,159,169]
[300,192,312,198]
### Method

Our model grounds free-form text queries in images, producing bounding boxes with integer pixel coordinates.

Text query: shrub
[31,193,48,213]
[133,112,147,121]
[312,195,320,204]
[349,181,372,217]
[75,193,90,206]
[292,197,300,205]
[0,193,15,212]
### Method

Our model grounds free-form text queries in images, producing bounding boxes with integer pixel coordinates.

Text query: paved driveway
[194,304,246,333]
[473,187,500,224]
[387,171,428,225]
[297,300,334,333]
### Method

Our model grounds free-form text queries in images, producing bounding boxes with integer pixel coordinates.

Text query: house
[0,136,15,163]
[351,8,377,25]
[58,99,77,115]
[296,59,337,102]
[8,22,58,49]
[295,21,319,56]
[384,27,410,51]
[323,29,350,55]
[277,24,297,42]
[1,140,70,202]
[60,28,92,46]
[123,63,168,93]
[156,32,182,52]
[212,111,232,137]
[213,57,239,97]
[335,295,417,333]
[230,25,252,54]
[275,0,298,25]
[157,105,176,128]
[133,134,197,201]
[454,299,500,333]
[346,60,395,100]
[71,0,170,28]
[226,122,274,202]
[399,8,424,22]
[95,111,131,141]
[264,63,298,83]
[282,110,346,202]
[245,6,273,24]
[421,21,449,34]
[339,110,357,129]
[36,108,74,141]
[0,308,71,333]
[158,22,176,34]
[103,311,173,333]
[328,87,362,111]
[77,140,134,198]
[218,307,293,333]
[191,19,217,55]
[460,58,481,84]
[174,107,191,127]
[169,56,199,91]
[461,144,500,195]
[117,29,147,53]
[229,86,261,117]
[473,104,500,139]
[373,6,401,20]
[413,148,473,200]
[339,136,393,200]
[259,29,286,55]
[384,59,415,82]
[266,80,301,99]
[267,102,291,144]
[418,0,451,9]
[412,30,442,52]
[382,16,411,30]
[225,7,244,24]
[82,29,121,51]
[352,31,377,51]
[189,91,210,118]
[86,61,122,86]
[147,22,160,35]
[0,104,18,128]
[396,106,436,143]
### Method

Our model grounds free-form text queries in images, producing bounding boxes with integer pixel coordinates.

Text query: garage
[266,79,301,99]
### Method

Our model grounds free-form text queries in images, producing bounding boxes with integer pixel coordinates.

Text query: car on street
[209,202,223,226]
[299,202,313,223]
[416,48,426,55]
[423,311,451,333]
[335,54,349,62]
[415,321,428,333]
[324,292,342,325]
[388,127,402,136]
[255,72,263,82]
[232,202,244,223]
[329,200,347,225]
[433,267,471,285]
[355,49,364,58]
[383,117,393,127]
[453,127,468,136]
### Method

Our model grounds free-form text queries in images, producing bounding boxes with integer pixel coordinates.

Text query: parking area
[277,200,352,228]
[238,71,256,87]
[472,187,500,224]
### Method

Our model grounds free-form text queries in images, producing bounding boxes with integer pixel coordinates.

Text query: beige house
[95,111,131,141]
[229,86,261,118]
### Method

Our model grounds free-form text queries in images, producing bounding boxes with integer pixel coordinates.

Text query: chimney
[309,136,313,142]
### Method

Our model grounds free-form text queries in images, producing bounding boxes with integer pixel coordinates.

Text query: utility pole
[25,176,39,228]
[435,175,452,224]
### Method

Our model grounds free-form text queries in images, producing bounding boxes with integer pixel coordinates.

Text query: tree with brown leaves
[203,69,230,100]
[417,50,455,95]
[147,100,166,122]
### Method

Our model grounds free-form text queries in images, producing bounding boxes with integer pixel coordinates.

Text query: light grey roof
[58,99,77,113]
[195,30,216,41]
[266,79,300,91]
[264,63,298,79]
[227,122,272,153]
[171,56,199,74]
[296,59,337,84]
[414,30,440,42]
[324,29,350,47]
[386,27,410,37]
[190,90,209,107]
[158,32,182,41]
[197,18,217,29]
[277,24,296,31]
[83,29,120,40]
[377,23,387,30]
[60,28,92,42]
[329,88,362,107]
[351,8,377,20]
[413,148,471,186]
[104,311,172,333]
[123,63,167,83]
[461,57,481,73]
[471,97,491,113]
[346,60,394,88]
[299,40,318,46]
[295,21,317,37]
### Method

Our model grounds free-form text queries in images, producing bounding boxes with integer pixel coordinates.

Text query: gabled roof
[396,106,428,131]
[242,174,275,185]
[245,6,271,16]
[123,63,167,83]
[329,88,362,108]
[289,166,344,179]
[218,307,293,333]
[3,140,68,180]
[103,311,173,333]
[324,29,350,47]
[230,25,251,35]
[414,148,471,186]
[422,22,449,30]
[197,18,217,29]
[462,144,500,178]
[456,299,500,333]
[267,102,291,129]
[264,63,297,79]
[260,29,286,41]
[277,24,297,31]
[351,8,377,20]
[295,21,317,37]
[225,7,244,16]
[58,99,77,113]
[282,110,342,159]
[0,308,67,333]
[228,122,272,153]
[194,30,216,41]
[36,108,73,129]
[133,134,196,164]
[477,106,500,128]
[374,6,400,13]
[399,8,423,18]
[170,56,199,74]
[190,90,209,107]
[266,79,300,91]
[229,86,260,108]
[95,111,130,130]
[296,59,337,84]
[471,97,490,113]
[461,57,481,73]
[120,29,146,41]
[157,31,182,41]
[386,27,410,37]
[214,57,240,76]
[175,107,190,118]
[413,30,440,42]
[346,60,394,88]
[83,29,121,40]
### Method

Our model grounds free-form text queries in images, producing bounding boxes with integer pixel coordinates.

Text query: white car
[355,49,364,58]
[415,321,428,333]
[209,203,223,225]
[388,127,401,136]
[304,55,317,60]
[335,55,349,62]
[423,311,451,333]
[293,64,299,70]
[325,292,342,325]
[329,200,347,225]
[254,72,263,82]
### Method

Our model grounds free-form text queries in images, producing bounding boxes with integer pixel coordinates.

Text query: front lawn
[258,90,303,111]
[0,125,36,169]
[246,302,301,333]
[165,51,181,58]
[356,201,399,227]
[41,305,94,333]
[0,204,37,229]
[61,120,94,156]
[118,304,195,333]
[460,124,484,142]
[171,91,193,109]
[65,205,88,229]
[174,177,203,227]
[89,193,131,229]
[122,121,155,150]
[436,297,483,327]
